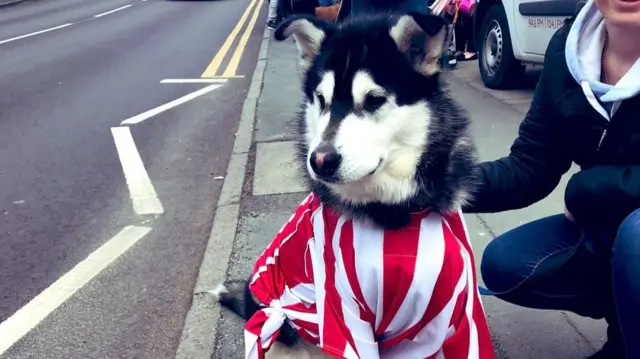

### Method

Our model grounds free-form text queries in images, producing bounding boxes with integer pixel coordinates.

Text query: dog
[212,12,495,359]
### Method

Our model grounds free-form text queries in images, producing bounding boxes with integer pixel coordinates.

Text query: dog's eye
[316,93,326,111]
[363,94,386,113]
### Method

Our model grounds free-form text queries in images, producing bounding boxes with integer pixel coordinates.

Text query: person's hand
[564,206,574,222]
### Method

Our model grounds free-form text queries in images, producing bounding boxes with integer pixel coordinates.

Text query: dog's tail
[203,279,258,320]
[202,279,301,347]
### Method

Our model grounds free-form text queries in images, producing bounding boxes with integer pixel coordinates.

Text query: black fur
[277,13,478,229]
[215,280,302,347]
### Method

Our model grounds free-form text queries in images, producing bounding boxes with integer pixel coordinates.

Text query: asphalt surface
[0,0,267,357]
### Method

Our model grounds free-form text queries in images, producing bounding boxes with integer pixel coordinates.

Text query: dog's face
[275,14,450,205]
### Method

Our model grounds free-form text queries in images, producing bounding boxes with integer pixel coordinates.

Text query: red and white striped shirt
[245,194,495,359]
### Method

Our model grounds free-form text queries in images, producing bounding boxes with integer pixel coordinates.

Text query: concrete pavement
[204,39,608,358]
[0,0,267,358]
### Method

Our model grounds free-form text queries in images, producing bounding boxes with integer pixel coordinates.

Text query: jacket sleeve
[463,33,573,213]
[565,166,640,228]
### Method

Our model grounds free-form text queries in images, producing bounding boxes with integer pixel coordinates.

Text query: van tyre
[478,4,525,89]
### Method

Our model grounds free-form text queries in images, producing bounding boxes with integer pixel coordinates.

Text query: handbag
[458,0,476,16]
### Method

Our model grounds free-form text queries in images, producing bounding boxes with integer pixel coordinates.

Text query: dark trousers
[292,0,318,15]
[454,14,476,53]
[481,209,640,358]
[276,0,318,19]
[337,0,428,21]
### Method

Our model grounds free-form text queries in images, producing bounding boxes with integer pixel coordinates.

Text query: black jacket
[464,19,640,229]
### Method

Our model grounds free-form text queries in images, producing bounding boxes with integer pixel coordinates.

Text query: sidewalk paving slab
[255,39,301,143]
[212,38,607,359]
[253,141,305,195]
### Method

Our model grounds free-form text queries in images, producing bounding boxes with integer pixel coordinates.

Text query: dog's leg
[208,279,258,320]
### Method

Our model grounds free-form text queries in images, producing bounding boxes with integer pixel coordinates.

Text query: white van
[472,0,585,89]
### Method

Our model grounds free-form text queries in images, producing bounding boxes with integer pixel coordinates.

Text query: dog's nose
[310,149,341,178]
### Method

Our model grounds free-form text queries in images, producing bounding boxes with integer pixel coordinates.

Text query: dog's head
[275,14,476,227]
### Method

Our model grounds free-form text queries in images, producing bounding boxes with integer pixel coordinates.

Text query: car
[472,0,586,89]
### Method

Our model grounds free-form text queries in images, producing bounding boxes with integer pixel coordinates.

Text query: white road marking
[0,225,152,356]
[0,23,73,45]
[120,84,223,125]
[111,127,164,215]
[93,4,132,18]
[160,78,228,84]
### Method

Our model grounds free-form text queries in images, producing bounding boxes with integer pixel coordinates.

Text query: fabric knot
[260,300,288,339]
[244,300,289,359]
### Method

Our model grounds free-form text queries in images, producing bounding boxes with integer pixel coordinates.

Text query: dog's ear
[389,13,450,76]
[274,16,332,69]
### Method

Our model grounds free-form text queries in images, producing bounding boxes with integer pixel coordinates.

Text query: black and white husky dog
[214,12,478,358]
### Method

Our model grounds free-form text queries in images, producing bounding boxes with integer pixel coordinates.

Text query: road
[0,0,267,357]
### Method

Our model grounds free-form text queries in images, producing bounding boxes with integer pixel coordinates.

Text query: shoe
[267,20,278,30]
[464,52,478,61]
[440,50,457,69]
[456,52,478,62]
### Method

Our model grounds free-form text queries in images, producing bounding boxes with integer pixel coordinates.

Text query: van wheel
[478,4,525,89]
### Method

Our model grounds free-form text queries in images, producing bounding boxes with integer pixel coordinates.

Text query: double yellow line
[201,0,265,78]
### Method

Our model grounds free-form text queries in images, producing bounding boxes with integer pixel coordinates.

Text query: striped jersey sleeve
[245,194,321,359]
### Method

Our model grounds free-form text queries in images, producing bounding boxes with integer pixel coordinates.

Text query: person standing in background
[267,0,281,30]
[454,11,477,61]
[267,0,317,30]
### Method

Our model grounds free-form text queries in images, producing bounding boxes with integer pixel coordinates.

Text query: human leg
[267,0,281,30]
[612,208,640,358]
[454,17,466,53]
[481,214,623,357]
[268,0,279,22]
[462,15,477,53]
[453,16,477,60]
[480,214,609,316]
[277,0,294,20]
